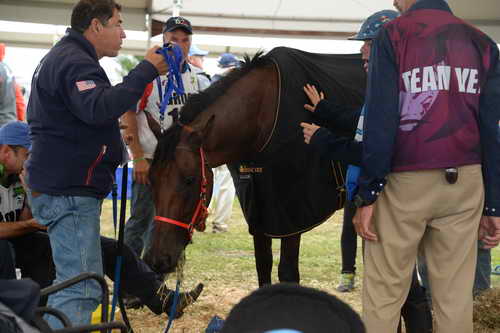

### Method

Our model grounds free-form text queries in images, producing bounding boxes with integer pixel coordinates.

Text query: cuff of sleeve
[358,179,387,204]
[314,100,340,120]
[484,205,500,217]
[309,127,334,148]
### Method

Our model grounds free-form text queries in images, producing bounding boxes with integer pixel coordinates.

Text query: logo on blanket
[239,166,264,173]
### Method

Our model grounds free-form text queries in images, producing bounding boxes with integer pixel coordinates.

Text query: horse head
[143,115,215,275]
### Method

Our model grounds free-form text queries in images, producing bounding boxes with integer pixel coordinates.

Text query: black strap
[117,163,134,333]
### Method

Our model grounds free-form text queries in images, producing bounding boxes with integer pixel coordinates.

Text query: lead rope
[156,43,186,333]
[111,164,134,332]
[155,44,185,131]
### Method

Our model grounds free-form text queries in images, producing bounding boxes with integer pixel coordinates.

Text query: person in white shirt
[121,16,202,256]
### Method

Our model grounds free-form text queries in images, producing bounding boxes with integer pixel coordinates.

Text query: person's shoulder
[45,38,95,72]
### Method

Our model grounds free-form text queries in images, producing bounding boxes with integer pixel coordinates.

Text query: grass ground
[100,199,500,333]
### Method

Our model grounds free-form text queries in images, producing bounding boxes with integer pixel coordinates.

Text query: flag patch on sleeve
[76,80,96,92]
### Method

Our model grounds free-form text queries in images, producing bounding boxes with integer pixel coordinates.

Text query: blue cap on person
[349,10,399,41]
[218,53,240,68]
[0,121,30,149]
[189,44,209,57]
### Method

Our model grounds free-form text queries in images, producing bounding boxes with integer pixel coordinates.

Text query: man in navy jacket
[26,0,169,328]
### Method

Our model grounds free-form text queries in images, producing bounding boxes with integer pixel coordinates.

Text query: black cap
[163,16,192,34]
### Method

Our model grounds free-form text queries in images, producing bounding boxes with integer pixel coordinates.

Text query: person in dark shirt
[25,0,171,328]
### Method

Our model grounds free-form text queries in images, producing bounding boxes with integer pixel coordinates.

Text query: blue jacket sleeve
[62,60,158,126]
[314,100,361,135]
[357,28,400,203]
[479,46,500,217]
[309,128,362,165]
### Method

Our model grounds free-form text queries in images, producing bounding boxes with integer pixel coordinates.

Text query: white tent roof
[0,0,499,55]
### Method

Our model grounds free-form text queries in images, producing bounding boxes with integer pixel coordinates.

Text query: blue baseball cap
[189,44,209,57]
[0,121,30,149]
[349,10,399,41]
[218,53,240,68]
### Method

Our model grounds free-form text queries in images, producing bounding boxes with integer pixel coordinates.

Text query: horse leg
[278,234,301,284]
[253,233,273,287]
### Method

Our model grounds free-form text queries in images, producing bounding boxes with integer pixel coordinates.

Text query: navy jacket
[26,28,158,198]
[309,99,363,166]
[358,0,500,216]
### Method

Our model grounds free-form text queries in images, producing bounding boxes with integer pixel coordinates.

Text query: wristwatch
[353,194,374,208]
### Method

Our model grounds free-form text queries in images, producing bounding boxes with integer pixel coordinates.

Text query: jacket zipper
[85,145,107,185]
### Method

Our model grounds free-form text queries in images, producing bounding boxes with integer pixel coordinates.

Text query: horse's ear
[144,111,162,139]
[187,115,215,146]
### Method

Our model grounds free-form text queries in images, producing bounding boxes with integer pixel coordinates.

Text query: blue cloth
[205,315,225,333]
[0,122,31,149]
[26,28,157,198]
[346,165,361,201]
[29,193,103,329]
[123,182,155,257]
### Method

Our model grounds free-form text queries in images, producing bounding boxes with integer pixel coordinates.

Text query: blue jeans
[473,244,491,295]
[418,241,491,298]
[124,182,155,257]
[29,193,103,328]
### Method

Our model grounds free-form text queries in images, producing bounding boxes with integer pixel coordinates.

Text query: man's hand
[300,122,320,144]
[353,204,378,241]
[145,46,169,75]
[29,219,47,231]
[479,216,500,249]
[303,84,325,112]
[133,159,150,185]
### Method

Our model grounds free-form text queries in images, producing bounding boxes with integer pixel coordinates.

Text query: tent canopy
[150,0,500,41]
[1,0,499,39]
[0,0,498,55]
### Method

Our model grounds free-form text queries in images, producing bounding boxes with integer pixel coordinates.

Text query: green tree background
[115,55,144,77]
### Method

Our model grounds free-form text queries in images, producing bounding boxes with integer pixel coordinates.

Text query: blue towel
[205,316,225,333]
[346,164,361,201]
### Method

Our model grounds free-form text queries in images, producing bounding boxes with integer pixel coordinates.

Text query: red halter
[154,146,209,241]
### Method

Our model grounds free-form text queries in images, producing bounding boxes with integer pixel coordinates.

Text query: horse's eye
[185,176,196,186]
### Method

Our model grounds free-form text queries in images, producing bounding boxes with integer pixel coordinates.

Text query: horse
[143,47,366,286]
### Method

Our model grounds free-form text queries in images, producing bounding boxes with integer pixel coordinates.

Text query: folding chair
[32,272,127,333]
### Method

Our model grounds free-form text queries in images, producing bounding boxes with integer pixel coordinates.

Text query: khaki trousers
[362,165,484,333]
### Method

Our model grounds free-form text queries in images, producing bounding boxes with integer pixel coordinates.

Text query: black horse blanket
[229,47,366,237]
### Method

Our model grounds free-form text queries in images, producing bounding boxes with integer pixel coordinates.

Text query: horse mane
[152,51,270,168]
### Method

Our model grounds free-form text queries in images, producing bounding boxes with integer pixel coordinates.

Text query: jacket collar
[408,0,452,14]
[63,28,99,62]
